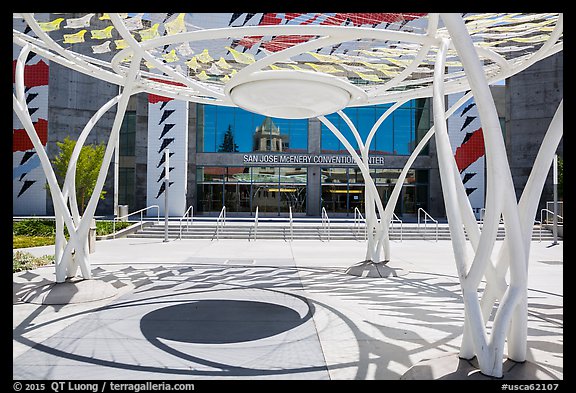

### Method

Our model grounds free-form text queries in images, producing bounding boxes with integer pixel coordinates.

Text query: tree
[51,136,107,215]
[218,125,239,152]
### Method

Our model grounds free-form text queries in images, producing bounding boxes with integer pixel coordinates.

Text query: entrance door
[348,185,364,214]
[402,185,416,217]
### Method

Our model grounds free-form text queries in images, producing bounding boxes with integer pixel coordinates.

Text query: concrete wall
[307,119,322,216]
[46,61,118,216]
[506,52,563,216]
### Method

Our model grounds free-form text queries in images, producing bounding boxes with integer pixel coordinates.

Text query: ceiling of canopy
[13,12,563,117]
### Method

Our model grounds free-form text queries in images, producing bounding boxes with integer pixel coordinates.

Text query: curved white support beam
[136,23,439,52]
[13,46,79,280]
[377,91,478,262]
[360,100,407,262]
[62,95,122,223]
[334,110,378,262]
[14,14,561,111]
[330,90,489,265]
[362,33,562,106]
[368,14,439,98]
[494,99,563,361]
[318,115,388,263]
[440,13,540,377]
[109,13,225,100]
[13,40,144,282]
[65,53,145,281]
[20,14,124,86]
[11,12,562,378]
[230,35,345,87]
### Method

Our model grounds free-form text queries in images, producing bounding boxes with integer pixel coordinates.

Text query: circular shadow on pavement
[140,299,311,344]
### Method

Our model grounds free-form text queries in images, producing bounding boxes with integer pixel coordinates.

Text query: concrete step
[126,222,555,241]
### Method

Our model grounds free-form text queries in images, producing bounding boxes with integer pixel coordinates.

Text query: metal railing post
[289,205,293,242]
[540,208,563,244]
[354,207,367,241]
[254,206,259,241]
[112,205,160,239]
[321,207,330,241]
[418,207,438,242]
[392,212,403,242]
[178,205,193,239]
[216,206,226,240]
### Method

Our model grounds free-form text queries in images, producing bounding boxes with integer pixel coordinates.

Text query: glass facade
[197,105,308,153]
[119,111,136,156]
[320,98,430,155]
[194,99,431,216]
[321,168,429,216]
[196,166,307,215]
[118,167,135,208]
[118,110,136,208]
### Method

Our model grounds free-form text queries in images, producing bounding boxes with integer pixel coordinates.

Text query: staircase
[124,218,557,242]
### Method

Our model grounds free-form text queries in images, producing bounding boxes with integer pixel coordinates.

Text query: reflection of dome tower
[253,117,290,152]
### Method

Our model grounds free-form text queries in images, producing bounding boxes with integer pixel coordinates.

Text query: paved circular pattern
[140,299,311,344]
[19,277,118,305]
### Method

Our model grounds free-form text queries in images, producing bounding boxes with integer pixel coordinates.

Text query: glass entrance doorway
[321,167,429,217]
[197,166,428,217]
[197,166,306,215]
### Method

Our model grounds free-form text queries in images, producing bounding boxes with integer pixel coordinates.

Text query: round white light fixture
[226,70,367,119]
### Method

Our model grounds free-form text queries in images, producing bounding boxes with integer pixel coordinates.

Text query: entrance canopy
[13,13,562,118]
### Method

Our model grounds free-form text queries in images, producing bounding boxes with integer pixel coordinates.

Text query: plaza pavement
[13,237,563,381]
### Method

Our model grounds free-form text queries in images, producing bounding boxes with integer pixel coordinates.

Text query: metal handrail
[215,206,226,240]
[391,212,403,242]
[479,208,554,242]
[321,206,331,241]
[417,207,438,242]
[253,206,259,241]
[541,208,563,225]
[353,207,367,241]
[178,205,193,239]
[113,205,160,239]
[533,218,543,242]
[546,201,563,218]
[289,205,293,242]
[478,208,504,224]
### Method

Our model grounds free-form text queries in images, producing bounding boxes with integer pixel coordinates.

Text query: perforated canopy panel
[13,12,562,115]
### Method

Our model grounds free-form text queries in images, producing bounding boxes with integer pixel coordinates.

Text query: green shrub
[96,220,132,236]
[12,219,133,251]
[13,218,132,238]
[13,219,57,236]
[13,235,55,249]
[13,250,54,273]
[13,219,132,272]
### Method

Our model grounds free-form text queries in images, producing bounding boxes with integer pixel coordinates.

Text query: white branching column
[321,92,479,266]
[318,115,387,264]
[432,14,564,377]
[325,103,404,263]
[13,43,143,283]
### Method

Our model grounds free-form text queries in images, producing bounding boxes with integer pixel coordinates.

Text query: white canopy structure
[13,12,563,378]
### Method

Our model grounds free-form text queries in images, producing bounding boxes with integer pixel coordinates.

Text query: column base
[401,353,558,380]
[19,276,118,305]
[345,259,409,278]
